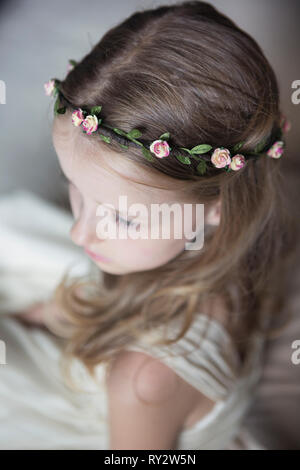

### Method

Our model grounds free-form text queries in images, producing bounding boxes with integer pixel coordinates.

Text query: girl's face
[52,116,219,275]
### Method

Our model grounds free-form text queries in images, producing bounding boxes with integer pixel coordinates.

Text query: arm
[12,300,63,333]
[12,302,48,329]
[106,350,205,450]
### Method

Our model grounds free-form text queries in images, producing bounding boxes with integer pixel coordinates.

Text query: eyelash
[59,169,138,228]
[115,212,135,227]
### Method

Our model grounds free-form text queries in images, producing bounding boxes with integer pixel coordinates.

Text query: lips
[84,247,111,262]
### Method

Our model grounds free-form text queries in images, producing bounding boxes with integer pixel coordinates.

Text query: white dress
[0,190,266,450]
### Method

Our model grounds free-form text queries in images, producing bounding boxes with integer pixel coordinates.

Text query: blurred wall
[0,0,299,207]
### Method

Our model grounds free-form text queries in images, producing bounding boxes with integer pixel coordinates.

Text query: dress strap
[125,313,241,402]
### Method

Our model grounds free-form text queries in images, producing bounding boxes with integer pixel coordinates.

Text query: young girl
[0,0,297,450]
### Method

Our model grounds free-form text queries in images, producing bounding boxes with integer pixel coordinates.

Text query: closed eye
[115,212,138,228]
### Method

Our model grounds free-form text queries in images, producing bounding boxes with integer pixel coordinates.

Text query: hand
[12,300,70,338]
[12,302,49,330]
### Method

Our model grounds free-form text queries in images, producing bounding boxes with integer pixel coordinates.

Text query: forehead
[51,116,181,207]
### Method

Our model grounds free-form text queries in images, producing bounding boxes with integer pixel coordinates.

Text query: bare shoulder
[106,349,216,448]
[106,349,187,405]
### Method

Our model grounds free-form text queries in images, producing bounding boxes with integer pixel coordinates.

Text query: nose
[70,217,93,247]
[70,212,106,247]
[70,203,111,248]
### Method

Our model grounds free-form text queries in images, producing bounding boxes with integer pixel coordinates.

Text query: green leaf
[142,147,154,162]
[175,155,191,164]
[90,105,102,116]
[159,132,170,140]
[127,137,143,147]
[196,160,207,175]
[113,128,128,137]
[54,96,60,115]
[69,59,77,67]
[179,147,192,155]
[99,134,111,143]
[119,144,129,149]
[57,106,66,114]
[190,155,201,161]
[253,137,268,154]
[232,141,245,153]
[190,144,212,154]
[127,128,142,139]
[53,96,65,115]
[53,79,61,90]
[53,86,59,98]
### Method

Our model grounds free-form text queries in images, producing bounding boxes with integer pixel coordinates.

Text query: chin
[93,260,126,275]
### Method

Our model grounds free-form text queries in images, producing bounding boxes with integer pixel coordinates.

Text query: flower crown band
[44,61,291,176]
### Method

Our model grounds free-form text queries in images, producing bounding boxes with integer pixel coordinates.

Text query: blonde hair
[46,1,297,391]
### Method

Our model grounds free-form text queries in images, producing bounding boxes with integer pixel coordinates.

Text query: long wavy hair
[46,0,297,391]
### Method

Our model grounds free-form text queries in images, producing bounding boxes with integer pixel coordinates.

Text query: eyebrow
[58,168,133,219]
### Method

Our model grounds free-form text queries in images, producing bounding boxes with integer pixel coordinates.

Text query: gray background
[0,0,299,207]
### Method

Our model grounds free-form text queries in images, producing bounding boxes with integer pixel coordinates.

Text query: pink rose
[149,140,170,158]
[82,115,99,135]
[72,109,85,127]
[230,154,246,171]
[266,141,284,159]
[211,148,231,168]
[44,79,55,96]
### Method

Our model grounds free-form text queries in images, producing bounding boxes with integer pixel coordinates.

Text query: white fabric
[0,189,96,313]
[0,190,265,449]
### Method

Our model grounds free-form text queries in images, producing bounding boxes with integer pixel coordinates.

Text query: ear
[205,200,221,226]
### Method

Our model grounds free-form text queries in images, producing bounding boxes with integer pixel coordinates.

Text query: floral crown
[44,60,291,176]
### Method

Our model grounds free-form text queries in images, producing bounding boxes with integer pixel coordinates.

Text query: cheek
[68,185,82,218]
[122,238,185,266]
